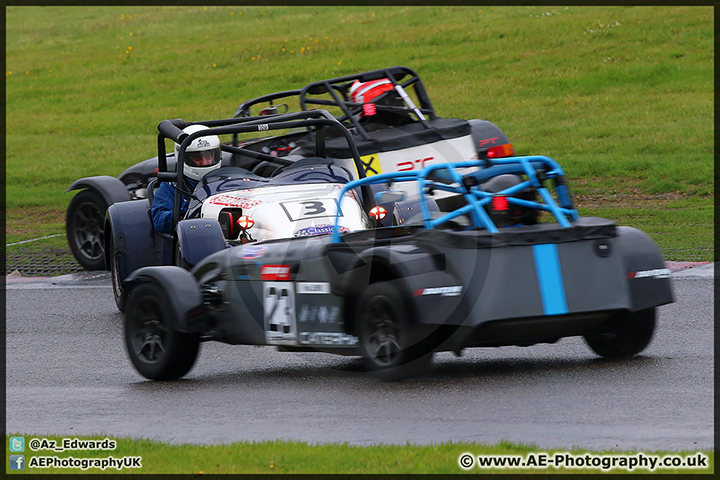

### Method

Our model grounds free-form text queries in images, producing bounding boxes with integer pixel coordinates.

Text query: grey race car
[121,155,673,381]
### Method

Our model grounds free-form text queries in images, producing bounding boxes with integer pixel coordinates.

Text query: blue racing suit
[151,180,196,233]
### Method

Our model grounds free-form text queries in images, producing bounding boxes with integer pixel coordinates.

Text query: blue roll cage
[331,155,579,243]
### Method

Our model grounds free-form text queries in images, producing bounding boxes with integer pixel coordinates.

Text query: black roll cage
[233,66,437,142]
[156,110,374,232]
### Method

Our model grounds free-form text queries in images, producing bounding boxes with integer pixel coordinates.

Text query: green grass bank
[5,6,713,261]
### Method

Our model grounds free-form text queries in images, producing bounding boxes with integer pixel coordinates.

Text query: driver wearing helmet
[348,78,413,127]
[151,124,222,233]
[349,78,395,105]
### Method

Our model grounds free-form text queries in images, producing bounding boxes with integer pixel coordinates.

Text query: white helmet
[175,124,222,181]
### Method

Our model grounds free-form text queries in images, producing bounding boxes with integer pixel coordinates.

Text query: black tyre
[66,190,107,271]
[357,282,433,381]
[109,233,128,313]
[174,243,190,270]
[124,282,200,380]
[584,308,656,359]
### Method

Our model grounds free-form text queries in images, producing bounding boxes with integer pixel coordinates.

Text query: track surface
[5,264,714,451]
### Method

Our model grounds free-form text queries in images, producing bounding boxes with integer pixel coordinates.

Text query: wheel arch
[67,175,133,207]
[343,249,403,335]
[616,226,674,311]
[340,248,420,336]
[340,245,465,336]
[124,266,205,333]
[104,198,161,285]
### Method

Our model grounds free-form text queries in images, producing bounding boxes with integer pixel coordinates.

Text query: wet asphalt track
[5,264,714,451]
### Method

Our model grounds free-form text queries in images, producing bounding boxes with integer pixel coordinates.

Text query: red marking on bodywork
[209,195,263,209]
[397,157,434,171]
[261,265,291,281]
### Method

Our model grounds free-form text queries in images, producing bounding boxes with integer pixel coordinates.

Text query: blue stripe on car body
[532,244,569,315]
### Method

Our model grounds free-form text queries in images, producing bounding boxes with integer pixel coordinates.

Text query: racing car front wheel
[124,282,200,380]
[584,308,656,359]
[66,190,107,271]
[109,233,128,313]
[357,282,433,381]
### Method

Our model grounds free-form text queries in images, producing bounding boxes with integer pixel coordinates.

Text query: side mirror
[374,190,406,204]
[260,104,289,116]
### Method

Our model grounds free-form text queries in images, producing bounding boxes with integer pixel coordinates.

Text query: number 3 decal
[300,201,326,216]
[280,199,341,221]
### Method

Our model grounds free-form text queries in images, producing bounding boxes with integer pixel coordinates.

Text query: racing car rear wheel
[357,282,433,381]
[124,282,200,380]
[584,308,656,359]
[66,190,107,271]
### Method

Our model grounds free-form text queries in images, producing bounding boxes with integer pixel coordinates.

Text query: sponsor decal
[208,195,263,209]
[293,224,349,237]
[261,265,291,281]
[414,286,463,297]
[296,282,332,294]
[241,245,267,259]
[360,154,383,177]
[477,137,500,147]
[299,332,358,346]
[397,156,434,172]
[627,268,671,279]
[264,282,297,345]
[298,304,339,323]
[196,138,210,148]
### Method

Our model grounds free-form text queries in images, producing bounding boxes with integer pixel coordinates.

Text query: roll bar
[330,156,579,243]
[156,111,374,231]
[229,66,437,142]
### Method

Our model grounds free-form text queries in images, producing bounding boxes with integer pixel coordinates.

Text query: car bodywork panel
[170,218,670,352]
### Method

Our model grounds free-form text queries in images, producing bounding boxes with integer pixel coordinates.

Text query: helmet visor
[185,147,222,167]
